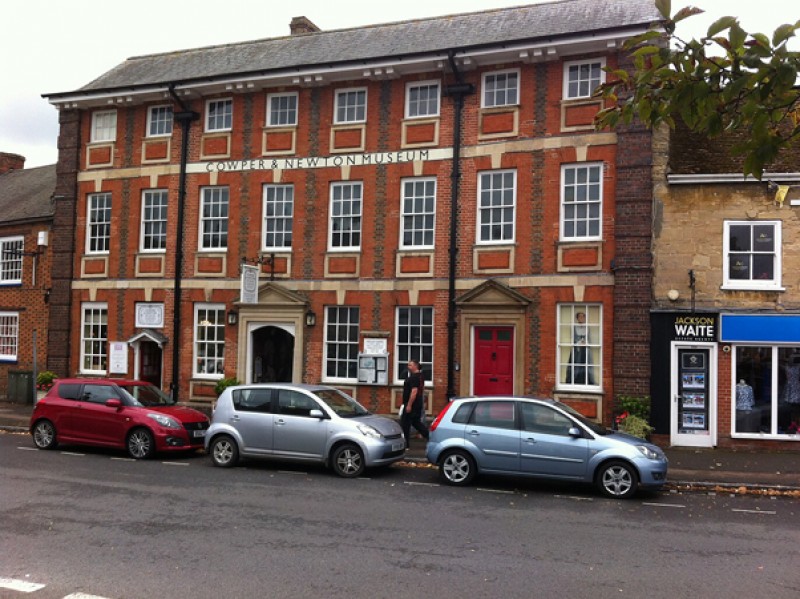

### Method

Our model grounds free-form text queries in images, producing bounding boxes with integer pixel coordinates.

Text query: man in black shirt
[401,360,429,449]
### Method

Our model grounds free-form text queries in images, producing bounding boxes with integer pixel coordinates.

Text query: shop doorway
[473,326,514,396]
[250,325,295,383]
[670,342,717,447]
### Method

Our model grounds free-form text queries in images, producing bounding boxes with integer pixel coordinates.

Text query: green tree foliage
[595,0,800,178]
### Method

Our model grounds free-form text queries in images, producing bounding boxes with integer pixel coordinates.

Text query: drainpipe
[443,52,475,400]
[169,85,199,402]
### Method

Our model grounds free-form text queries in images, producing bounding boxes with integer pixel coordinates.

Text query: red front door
[473,326,514,396]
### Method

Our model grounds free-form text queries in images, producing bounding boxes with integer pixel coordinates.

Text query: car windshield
[118,383,175,407]
[312,388,370,418]
[554,401,610,436]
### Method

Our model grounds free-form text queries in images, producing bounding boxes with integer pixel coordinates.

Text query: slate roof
[0,165,56,224]
[52,0,660,96]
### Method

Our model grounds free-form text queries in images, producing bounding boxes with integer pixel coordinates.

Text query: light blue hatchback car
[426,396,668,499]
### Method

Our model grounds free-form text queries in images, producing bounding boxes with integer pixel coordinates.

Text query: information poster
[677,349,710,434]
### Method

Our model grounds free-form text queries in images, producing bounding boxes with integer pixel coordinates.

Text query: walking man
[401,360,429,449]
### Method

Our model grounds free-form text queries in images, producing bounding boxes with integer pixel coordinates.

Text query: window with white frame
[561,163,603,240]
[140,190,168,252]
[91,110,117,142]
[405,81,440,118]
[723,221,781,289]
[206,99,233,132]
[324,306,359,381]
[263,184,294,250]
[87,193,111,254]
[0,237,23,284]
[329,182,362,250]
[0,312,19,362]
[194,304,225,378]
[557,304,602,390]
[267,93,298,127]
[200,187,229,250]
[81,303,108,374]
[477,170,516,244]
[334,88,367,124]
[400,178,436,249]
[147,105,173,137]
[564,59,606,100]
[396,306,433,383]
[482,70,519,108]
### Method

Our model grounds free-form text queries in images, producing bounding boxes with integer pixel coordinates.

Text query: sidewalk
[3,400,798,492]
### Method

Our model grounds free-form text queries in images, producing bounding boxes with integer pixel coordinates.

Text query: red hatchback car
[30,379,210,459]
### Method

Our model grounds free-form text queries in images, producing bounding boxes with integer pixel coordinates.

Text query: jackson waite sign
[672,315,717,342]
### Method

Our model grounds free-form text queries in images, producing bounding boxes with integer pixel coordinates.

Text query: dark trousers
[400,408,429,448]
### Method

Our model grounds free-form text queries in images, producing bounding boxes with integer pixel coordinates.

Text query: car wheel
[127,428,155,460]
[210,435,239,468]
[32,420,58,450]
[439,449,476,486]
[597,460,639,499]
[331,443,365,478]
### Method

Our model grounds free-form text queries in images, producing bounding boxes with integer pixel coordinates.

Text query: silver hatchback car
[426,396,668,499]
[205,383,405,477]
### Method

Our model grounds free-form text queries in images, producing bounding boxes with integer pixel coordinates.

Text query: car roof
[226,383,334,392]
[451,396,560,406]
[53,378,151,386]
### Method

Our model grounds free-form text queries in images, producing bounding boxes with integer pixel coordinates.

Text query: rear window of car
[470,401,517,430]
[452,403,474,424]
[232,388,273,413]
[57,383,81,400]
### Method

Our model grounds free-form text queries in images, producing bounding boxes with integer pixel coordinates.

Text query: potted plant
[214,376,240,397]
[36,371,58,400]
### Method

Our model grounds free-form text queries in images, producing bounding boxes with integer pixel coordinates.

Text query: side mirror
[105,398,122,409]
[568,427,583,438]
[309,409,325,419]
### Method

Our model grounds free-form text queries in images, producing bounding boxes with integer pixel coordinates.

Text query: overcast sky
[0,0,794,168]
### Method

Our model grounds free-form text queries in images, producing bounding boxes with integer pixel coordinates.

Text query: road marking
[60,451,85,456]
[477,488,515,495]
[63,594,114,599]
[553,494,594,502]
[642,502,686,509]
[731,508,777,515]
[0,577,46,592]
[161,461,189,466]
[110,457,135,462]
[404,481,440,487]
[17,447,37,451]
[278,470,308,475]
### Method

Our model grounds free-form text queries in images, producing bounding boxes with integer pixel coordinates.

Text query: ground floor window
[194,304,225,378]
[395,306,433,383]
[557,304,601,390]
[0,311,19,361]
[324,306,360,382]
[734,346,800,436]
[81,303,108,374]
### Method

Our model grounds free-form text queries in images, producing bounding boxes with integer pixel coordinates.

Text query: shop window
[734,346,800,437]
[194,304,225,378]
[482,70,519,108]
[557,304,602,390]
[563,59,605,100]
[147,105,173,137]
[723,221,781,290]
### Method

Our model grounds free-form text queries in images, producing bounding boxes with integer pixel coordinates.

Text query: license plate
[392,440,404,452]
[193,430,206,438]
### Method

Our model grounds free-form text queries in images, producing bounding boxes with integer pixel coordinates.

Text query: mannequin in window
[736,379,754,411]
[566,312,594,385]
[783,355,800,405]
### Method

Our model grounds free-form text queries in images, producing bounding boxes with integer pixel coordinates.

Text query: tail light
[429,400,455,432]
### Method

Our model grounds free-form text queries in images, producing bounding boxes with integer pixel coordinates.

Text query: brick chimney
[0,152,25,175]
[290,16,320,36]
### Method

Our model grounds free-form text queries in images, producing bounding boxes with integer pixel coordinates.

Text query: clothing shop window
[406,81,440,118]
[0,312,19,362]
[147,105,173,137]
[734,346,800,437]
[200,187,229,250]
[334,88,367,124]
[477,170,516,244]
[267,93,298,127]
[561,163,602,240]
[482,70,519,108]
[206,99,233,132]
[324,306,360,382]
[563,59,605,100]
[0,236,23,284]
[91,110,117,142]
[140,190,168,252]
[557,304,602,390]
[81,303,108,374]
[400,177,436,249]
[723,221,781,290]
[329,182,362,250]
[395,306,433,383]
[194,304,225,378]
[263,184,294,250]
[87,193,111,254]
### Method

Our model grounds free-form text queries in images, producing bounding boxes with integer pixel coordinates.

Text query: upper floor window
[561,163,603,240]
[723,221,782,290]
[329,182,362,251]
[0,237,23,284]
[482,70,519,108]
[400,178,436,249]
[557,303,602,391]
[87,193,111,254]
[206,99,233,132]
[563,59,606,100]
[405,81,440,119]
[147,105,173,137]
[324,306,360,382]
[0,312,19,362]
[334,88,367,124]
[263,184,294,250]
[91,110,117,143]
[200,187,229,250]
[141,190,168,252]
[395,306,433,383]
[267,92,298,127]
[81,302,108,374]
[194,303,225,378]
[477,170,516,244]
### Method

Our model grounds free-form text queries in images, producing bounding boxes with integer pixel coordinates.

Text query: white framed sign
[109,341,128,374]
[241,264,259,304]
[135,303,165,328]
[363,338,388,354]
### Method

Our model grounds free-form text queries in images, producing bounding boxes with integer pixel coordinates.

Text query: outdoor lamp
[305,310,317,327]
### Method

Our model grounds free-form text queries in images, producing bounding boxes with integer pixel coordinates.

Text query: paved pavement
[3,400,799,491]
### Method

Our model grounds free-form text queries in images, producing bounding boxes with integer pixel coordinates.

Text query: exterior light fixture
[227,310,238,325]
[305,310,316,327]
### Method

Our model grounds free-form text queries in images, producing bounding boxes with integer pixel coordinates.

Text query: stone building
[42,0,659,421]
[651,123,800,448]
[0,153,55,400]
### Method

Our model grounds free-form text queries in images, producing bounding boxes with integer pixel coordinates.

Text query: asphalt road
[2,431,799,599]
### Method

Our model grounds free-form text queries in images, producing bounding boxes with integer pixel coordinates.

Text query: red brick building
[43,0,659,420]
[0,153,55,400]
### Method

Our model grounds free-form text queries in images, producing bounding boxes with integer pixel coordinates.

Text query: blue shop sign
[720,314,800,343]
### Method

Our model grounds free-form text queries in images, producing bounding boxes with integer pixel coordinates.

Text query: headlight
[636,445,659,460]
[357,424,382,439]
[147,413,181,429]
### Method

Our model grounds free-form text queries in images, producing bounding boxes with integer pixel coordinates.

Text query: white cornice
[668,173,800,185]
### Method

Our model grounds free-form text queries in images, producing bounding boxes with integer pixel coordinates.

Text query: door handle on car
[276,419,286,425]
[524,437,537,444]
[468,430,480,436]
[230,415,239,422]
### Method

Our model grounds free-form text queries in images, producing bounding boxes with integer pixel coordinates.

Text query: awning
[127,329,169,347]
